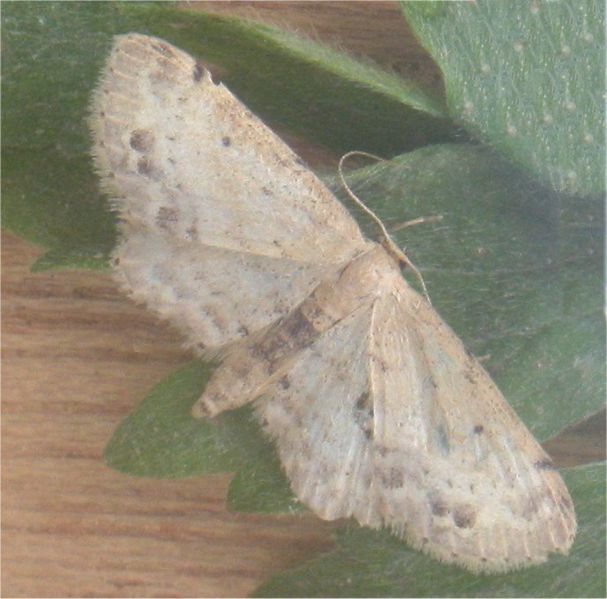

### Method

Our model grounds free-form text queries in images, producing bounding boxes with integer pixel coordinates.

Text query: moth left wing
[111,228,331,350]
[255,300,380,524]
[91,34,367,265]
[90,34,371,350]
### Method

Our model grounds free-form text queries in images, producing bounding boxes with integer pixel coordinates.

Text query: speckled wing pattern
[90,33,370,350]
[91,34,576,573]
[366,276,576,570]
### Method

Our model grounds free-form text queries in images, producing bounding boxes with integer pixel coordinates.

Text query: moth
[90,33,576,573]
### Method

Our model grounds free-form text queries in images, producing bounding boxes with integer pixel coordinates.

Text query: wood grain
[1,231,334,598]
[2,3,603,597]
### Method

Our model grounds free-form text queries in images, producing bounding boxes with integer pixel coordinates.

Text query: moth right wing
[368,277,576,572]
[255,271,576,573]
[90,33,370,349]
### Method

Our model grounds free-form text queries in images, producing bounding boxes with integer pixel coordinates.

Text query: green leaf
[105,360,302,479]
[2,1,453,270]
[2,149,116,271]
[104,361,241,477]
[253,463,606,598]
[225,438,304,516]
[402,0,606,197]
[2,3,135,269]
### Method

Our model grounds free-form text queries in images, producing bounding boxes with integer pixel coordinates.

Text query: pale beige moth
[90,33,576,573]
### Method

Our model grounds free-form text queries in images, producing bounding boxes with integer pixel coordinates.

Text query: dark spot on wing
[237,325,249,337]
[429,494,448,517]
[453,504,477,528]
[355,391,371,411]
[185,225,198,241]
[436,424,450,455]
[137,157,153,175]
[354,391,374,440]
[425,375,438,389]
[130,129,155,153]
[371,355,389,373]
[252,305,317,372]
[464,369,477,384]
[156,206,180,229]
[278,375,290,390]
[222,136,231,147]
[376,445,389,458]
[282,308,317,340]
[381,467,404,489]
[473,424,484,435]
[193,62,204,82]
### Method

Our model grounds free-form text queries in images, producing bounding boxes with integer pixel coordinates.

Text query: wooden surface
[2,232,336,598]
[2,3,604,598]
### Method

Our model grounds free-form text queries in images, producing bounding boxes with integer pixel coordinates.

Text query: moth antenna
[338,151,431,304]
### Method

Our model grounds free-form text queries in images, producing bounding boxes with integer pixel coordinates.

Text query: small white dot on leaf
[566,170,578,182]
[462,101,474,116]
